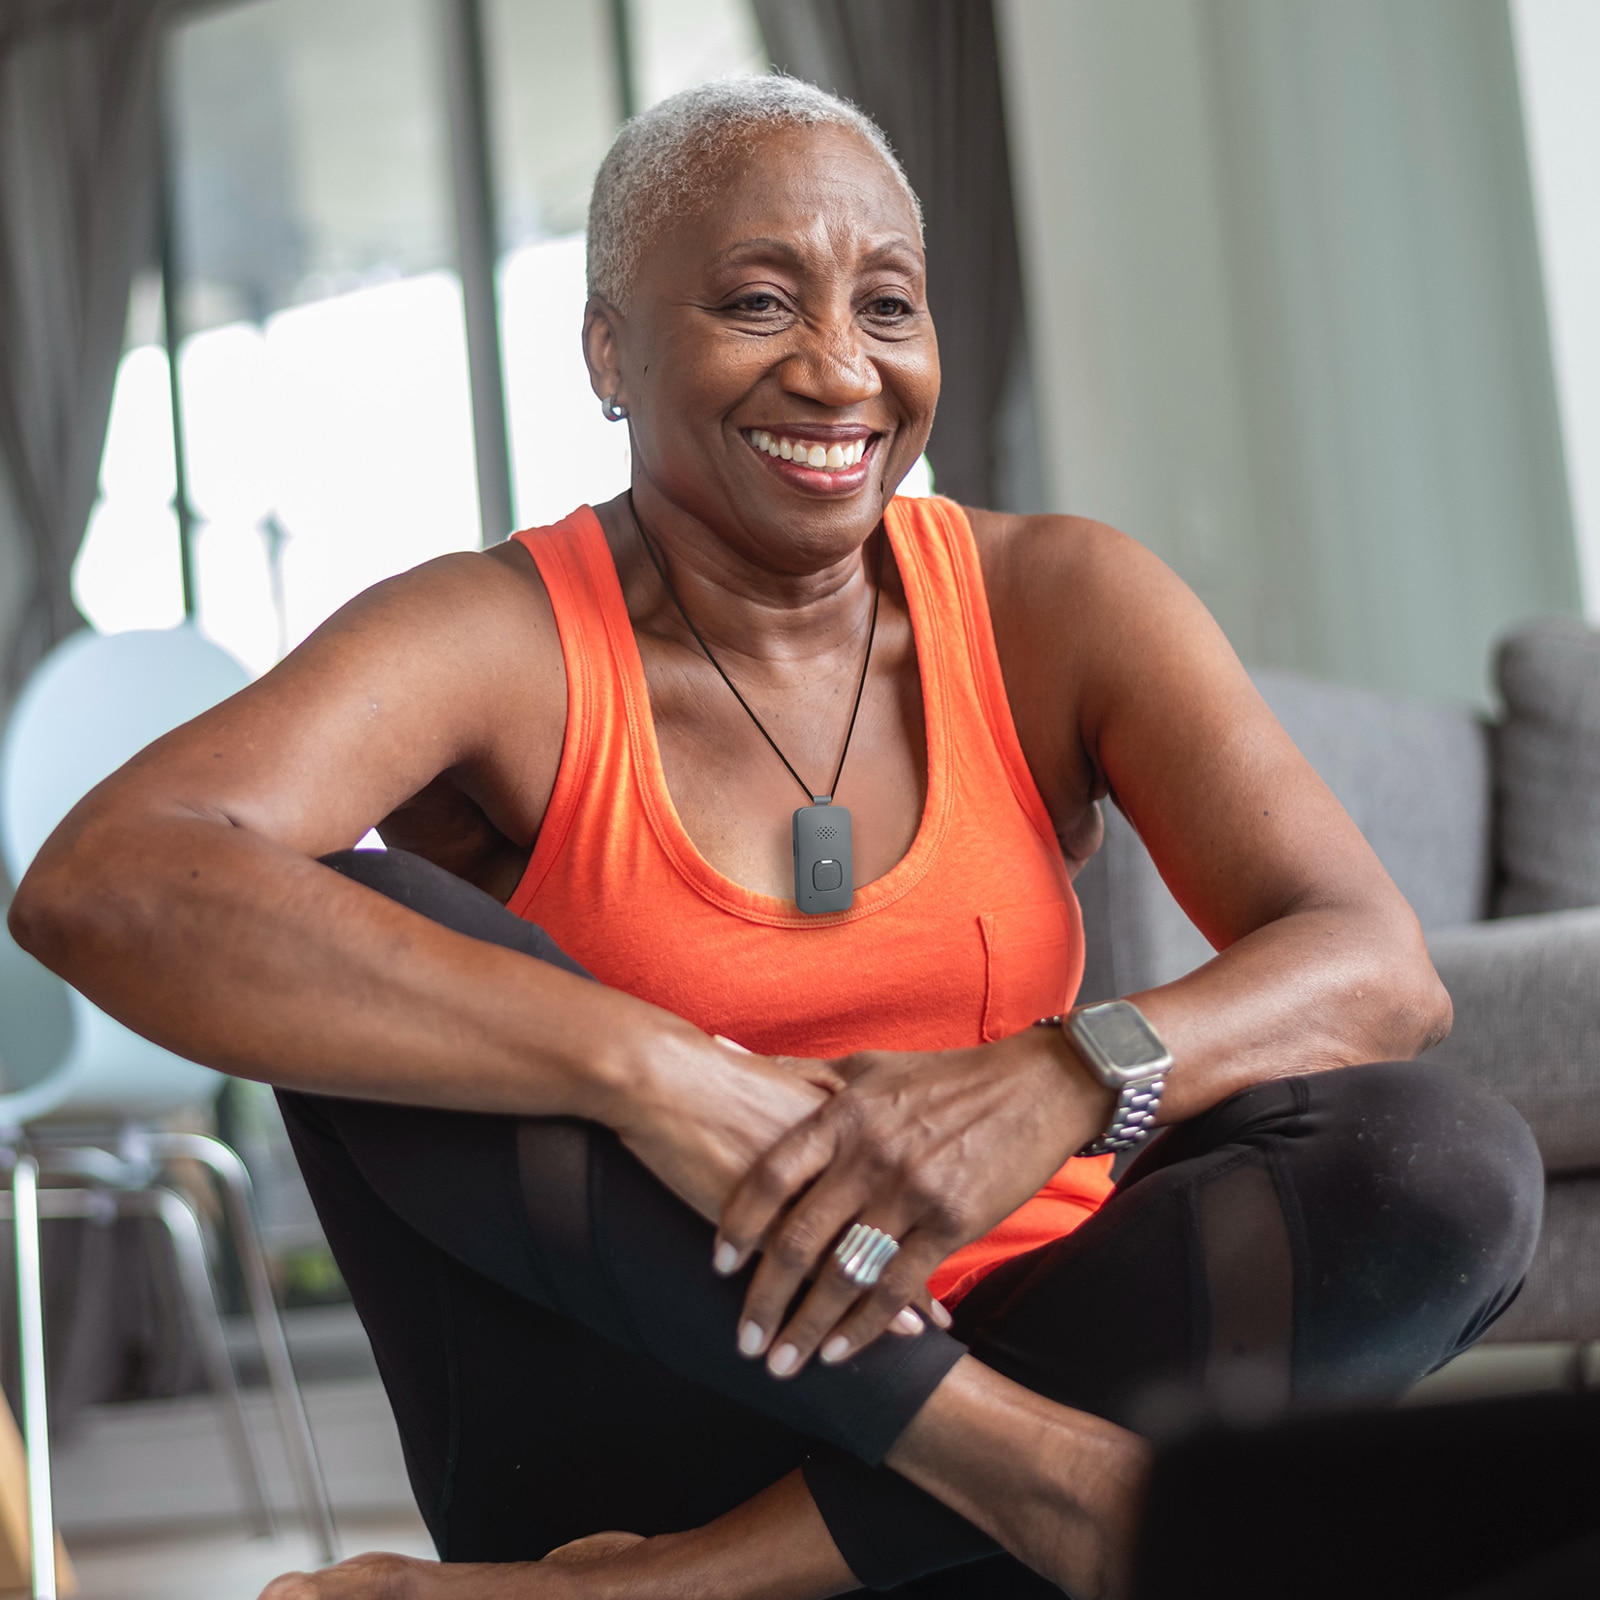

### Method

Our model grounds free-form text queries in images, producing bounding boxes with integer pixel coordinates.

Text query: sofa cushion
[1425,906,1600,1175]
[1254,672,1493,931]
[1494,618,1600,917]
[1478,1174,1600,1344]
[1076,670,1494,1001]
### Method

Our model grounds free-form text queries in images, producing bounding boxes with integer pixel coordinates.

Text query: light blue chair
[0,625,338,1596]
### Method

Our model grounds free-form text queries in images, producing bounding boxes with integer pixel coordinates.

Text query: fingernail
[738,1321,765,1356]
[929,1300,953,1329]
[820,1335,851,1364]
[768,1343,799,1377]
[714,1034,752,1054]
[893,1307,924,1334]
[713,1241,740,1275]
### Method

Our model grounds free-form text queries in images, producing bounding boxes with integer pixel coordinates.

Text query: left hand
[714,1028,1114,1377]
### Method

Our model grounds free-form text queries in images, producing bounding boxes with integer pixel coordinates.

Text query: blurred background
[0,0,1596,1592]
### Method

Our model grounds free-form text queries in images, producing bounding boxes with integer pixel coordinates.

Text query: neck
[603,480,886,669]
[626,487,885,810]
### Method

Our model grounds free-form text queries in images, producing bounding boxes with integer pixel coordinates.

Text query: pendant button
[793,803,853,914]
[812,859,844,892]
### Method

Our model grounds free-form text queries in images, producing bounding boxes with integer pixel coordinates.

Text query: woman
[11,78,1540,1599]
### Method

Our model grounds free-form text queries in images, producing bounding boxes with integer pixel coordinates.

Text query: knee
[320,845,418,900]
[1313,1060,1544,1291]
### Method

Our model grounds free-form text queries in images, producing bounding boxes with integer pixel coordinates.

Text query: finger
[812,1237,955,1367]
[734,1180,873,1363]
[774,1055,848,1094]
[714,1114,837,1277]
[872,1286,950,1335]
[903,1288,952,1330]
[761,1212,918,1377]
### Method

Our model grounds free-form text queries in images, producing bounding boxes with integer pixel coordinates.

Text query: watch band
[1033,1013,1168,1157]
[1075,1075,1166,1156]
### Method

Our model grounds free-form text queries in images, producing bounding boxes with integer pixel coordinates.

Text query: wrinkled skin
[11,121,1448,1600]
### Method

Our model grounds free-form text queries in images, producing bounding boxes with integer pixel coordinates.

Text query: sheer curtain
[0,0,171,706]
[752,0,1032,511]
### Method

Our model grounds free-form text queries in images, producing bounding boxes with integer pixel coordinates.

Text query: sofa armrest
[1425,907,1600,1174]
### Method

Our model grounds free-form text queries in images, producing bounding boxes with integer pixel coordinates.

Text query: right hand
[611,1028,836,1226]
[612,1027,951,1337]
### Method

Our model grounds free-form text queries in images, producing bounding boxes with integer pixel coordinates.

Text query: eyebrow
[704,235,924,272]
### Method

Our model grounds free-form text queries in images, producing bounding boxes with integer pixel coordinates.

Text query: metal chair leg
[145,1187,277,1538]
[152,1131,340,1563]
[12,1152,57,1600]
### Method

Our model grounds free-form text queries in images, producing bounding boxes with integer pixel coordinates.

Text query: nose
[778,316,882,410]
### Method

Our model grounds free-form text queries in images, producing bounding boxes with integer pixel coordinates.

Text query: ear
[582,294,627,410]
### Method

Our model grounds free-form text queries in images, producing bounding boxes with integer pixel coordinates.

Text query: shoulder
[315,536,562,689]
[953,506,1243,820]
[964,506,1181,619]
[226,536,570,787]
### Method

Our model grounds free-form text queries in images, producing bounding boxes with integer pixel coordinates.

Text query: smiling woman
[8,76,1542,1600]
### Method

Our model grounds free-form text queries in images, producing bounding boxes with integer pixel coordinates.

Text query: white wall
[993,1,1268,661]
[998,0,1581,704]
[1511,0,1600,624]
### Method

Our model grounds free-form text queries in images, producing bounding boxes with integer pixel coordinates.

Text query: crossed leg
[257,851,1542,1598]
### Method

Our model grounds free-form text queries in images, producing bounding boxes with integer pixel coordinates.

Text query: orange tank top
[509,496,1113,1302]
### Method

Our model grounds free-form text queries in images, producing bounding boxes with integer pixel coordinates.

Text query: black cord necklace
[628,490,883,914]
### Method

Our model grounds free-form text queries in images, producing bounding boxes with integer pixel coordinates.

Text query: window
[486,0,766,530]
[76,2,939,681]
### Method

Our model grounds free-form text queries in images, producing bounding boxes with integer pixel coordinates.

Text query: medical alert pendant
[630,500,880,917]
[793,802,853,914]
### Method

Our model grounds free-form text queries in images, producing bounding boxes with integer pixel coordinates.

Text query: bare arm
[1000,513,1452,1118]
[718,513,1452,1373]
[7,552,825,1220]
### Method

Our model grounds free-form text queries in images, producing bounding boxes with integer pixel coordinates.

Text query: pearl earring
[602,395,628,422]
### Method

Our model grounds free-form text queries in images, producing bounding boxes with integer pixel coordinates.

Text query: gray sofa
[1074,619,1600,1344]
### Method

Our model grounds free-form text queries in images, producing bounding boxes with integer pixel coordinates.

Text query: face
[584,122,940,571]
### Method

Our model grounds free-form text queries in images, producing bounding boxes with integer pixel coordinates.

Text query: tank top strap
[511,498,1063,923]
[509,506,636,909]
[884,496,1061,857]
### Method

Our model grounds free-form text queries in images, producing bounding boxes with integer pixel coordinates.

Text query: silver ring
[833,1223,900,1289]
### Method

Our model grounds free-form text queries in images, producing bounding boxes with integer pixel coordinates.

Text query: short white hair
[586,75,923,310]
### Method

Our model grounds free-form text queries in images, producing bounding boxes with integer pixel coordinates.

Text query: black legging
[279,849,1543,1595]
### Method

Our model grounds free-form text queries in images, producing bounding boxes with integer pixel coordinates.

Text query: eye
[865,295,914,320]
[724,290,789,318]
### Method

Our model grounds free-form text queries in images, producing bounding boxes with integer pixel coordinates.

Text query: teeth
[747,432,870,472]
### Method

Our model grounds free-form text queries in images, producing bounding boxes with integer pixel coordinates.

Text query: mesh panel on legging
[299,850,1542,1595]
[803,1065,1541,1592]
[310,850,967,1455]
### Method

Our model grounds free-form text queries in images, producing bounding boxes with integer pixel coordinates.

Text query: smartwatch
[1035,1000,1172,1156]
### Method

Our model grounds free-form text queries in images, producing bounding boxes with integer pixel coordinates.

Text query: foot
[888,1356,1152,1600]
[255,1533,650,1600]
[256,1550,554,1600]
[258,1552,440,1600]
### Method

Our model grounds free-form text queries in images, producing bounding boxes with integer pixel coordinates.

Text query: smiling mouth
[745,429,871,473]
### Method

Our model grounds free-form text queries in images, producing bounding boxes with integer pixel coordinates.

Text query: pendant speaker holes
[817,825,838,840]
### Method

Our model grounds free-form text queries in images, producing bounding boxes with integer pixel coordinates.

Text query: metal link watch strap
[1075,1076,1166,1156]
[1033,1014,1167,1157]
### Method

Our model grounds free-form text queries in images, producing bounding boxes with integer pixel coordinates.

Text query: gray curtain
[0,0,170,707]
[753,0,1029,510]
[0,0,209,1428]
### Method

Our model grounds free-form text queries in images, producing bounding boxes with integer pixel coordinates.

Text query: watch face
[1075,1002,1170,1075]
